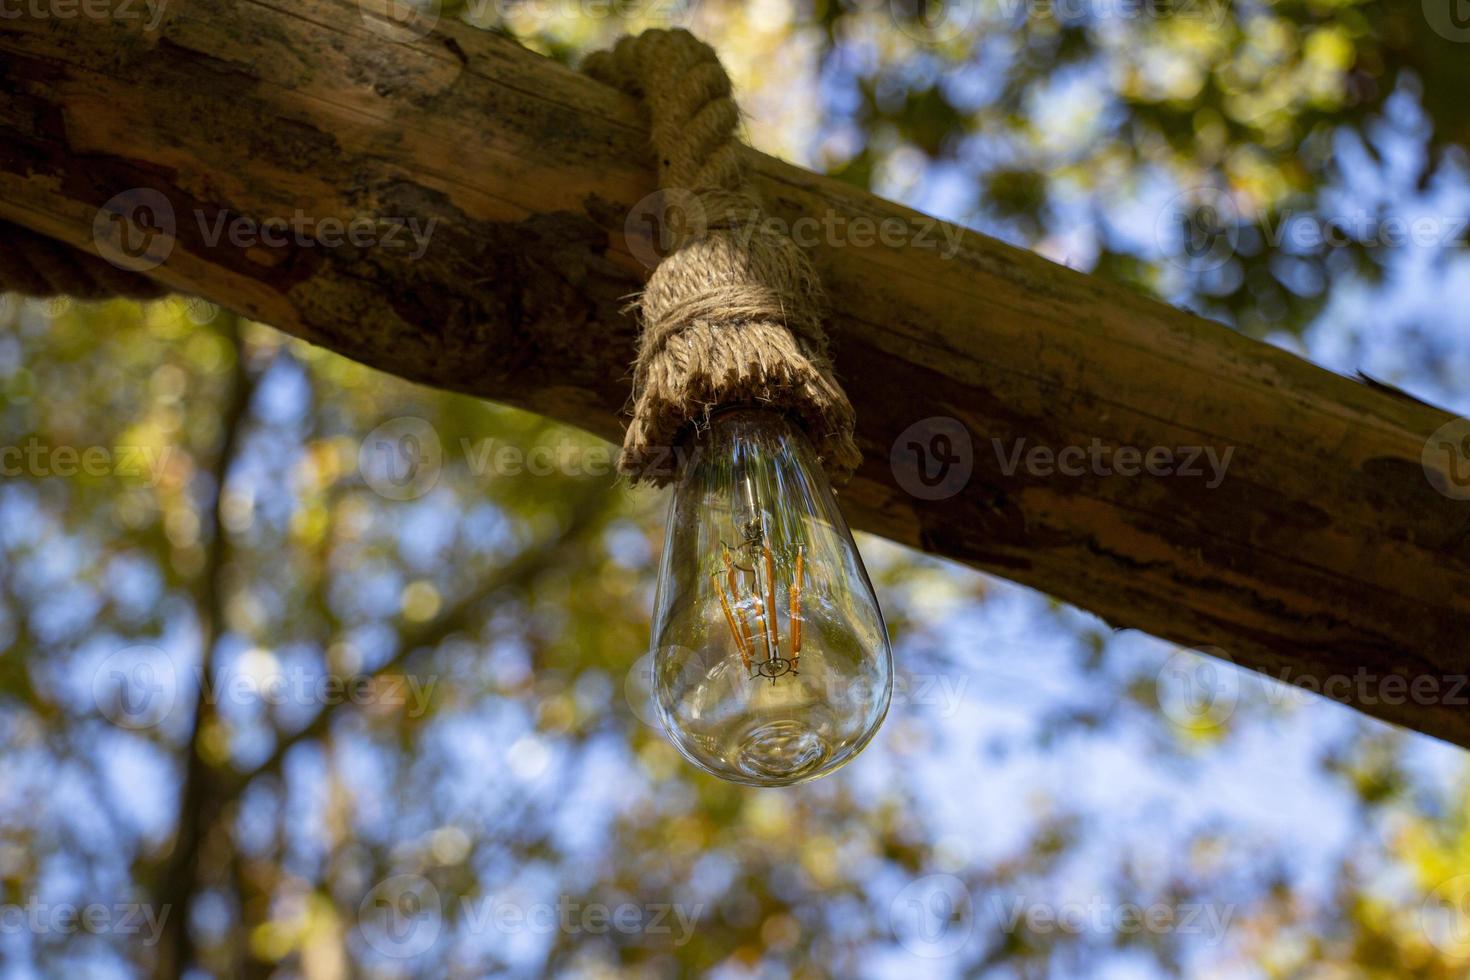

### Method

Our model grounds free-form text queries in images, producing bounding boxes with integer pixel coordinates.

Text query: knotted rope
[584,29,860,485]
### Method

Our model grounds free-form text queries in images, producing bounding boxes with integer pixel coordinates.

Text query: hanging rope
[583,29,860,485]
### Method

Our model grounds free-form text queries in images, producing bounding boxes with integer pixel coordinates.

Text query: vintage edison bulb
[649,408,893,786]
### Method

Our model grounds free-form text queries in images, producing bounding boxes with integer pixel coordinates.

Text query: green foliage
[3,2,1469,976]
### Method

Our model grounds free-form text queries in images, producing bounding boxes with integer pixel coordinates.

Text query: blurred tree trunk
[150,315,252,980]
[1,0,1468,753]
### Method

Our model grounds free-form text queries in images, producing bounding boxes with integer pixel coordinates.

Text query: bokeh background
[3,0,1470,976]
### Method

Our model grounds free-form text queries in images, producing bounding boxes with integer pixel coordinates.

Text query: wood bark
[1,0,1467,746]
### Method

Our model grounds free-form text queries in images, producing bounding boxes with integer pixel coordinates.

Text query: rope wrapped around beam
[583,29,861,485]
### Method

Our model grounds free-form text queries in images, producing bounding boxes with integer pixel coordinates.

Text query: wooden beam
[2,1,1467,746]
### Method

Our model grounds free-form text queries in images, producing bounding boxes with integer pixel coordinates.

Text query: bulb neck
[707,403,793,424]
[688,405,808,446]
[671,406,837,498]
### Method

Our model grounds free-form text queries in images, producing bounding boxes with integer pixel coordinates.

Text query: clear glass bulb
[649,407,893,786]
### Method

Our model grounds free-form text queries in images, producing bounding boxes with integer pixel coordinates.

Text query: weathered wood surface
[1,0,1467,746]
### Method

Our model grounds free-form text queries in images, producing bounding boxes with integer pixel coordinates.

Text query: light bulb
[649,407,893,786]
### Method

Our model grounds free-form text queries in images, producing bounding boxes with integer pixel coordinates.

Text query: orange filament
[713,573,753,672]
[763,543,780,657]
[790,546,804,663]
[722,547,757,669]
[714,539,811,681]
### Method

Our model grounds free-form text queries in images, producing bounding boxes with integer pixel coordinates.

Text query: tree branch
[0,2,1467,747]
[152,314,254,979]
[216,482,611,806]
